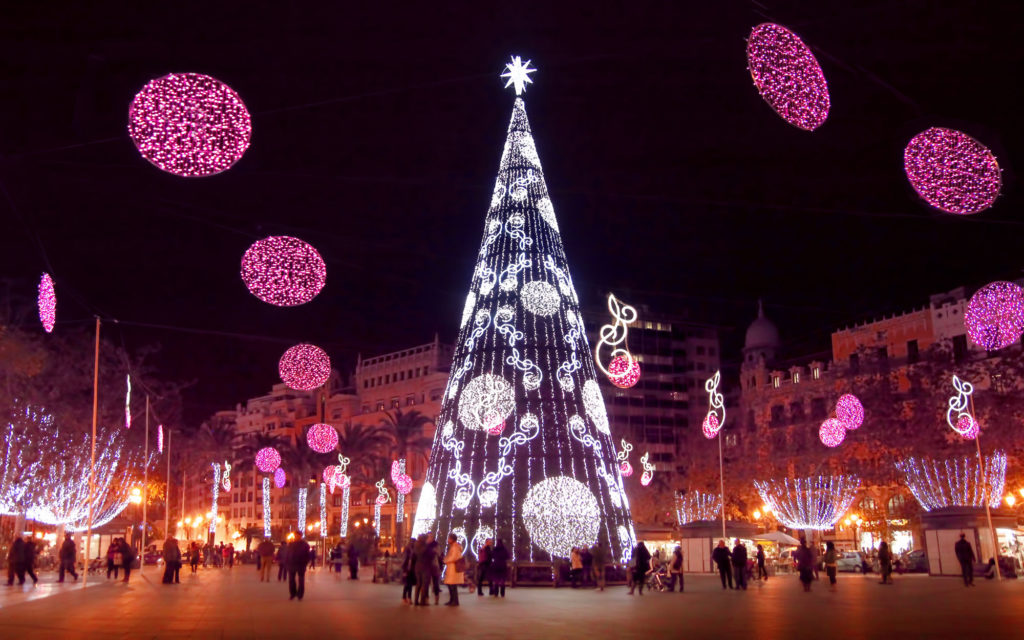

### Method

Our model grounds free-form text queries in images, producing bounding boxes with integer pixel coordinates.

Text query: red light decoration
[819,418,846,448]
[904,127,1001,215]
[702,412,720,440]
[38,273,55,333]
[619,461,633,478]
[273,467,286,488]
[306,423,338,453]
[487,420,506,436]
[607,355,641,389]
[956,415,980,440]
[278,343,331,391]
[241,236,327,307]
[964,281,1024,351]
[255,447,282,474]
[391,461,413,496]
[746,23,830,131]
[128,73,251,177]
[835,394,864,430]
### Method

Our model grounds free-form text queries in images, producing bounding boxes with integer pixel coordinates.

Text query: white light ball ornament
[128,72,251,177]
[520,280,561,316]
[521,476,600,559]
[457,374,515,432]
[582,380,610,435]
[819,418,846,448]
[241,236,327,307]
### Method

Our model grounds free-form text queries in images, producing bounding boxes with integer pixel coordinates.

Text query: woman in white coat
[442,533,465,606]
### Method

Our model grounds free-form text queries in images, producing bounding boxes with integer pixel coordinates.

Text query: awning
[752,531,801,546]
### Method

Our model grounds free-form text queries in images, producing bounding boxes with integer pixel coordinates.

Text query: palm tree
[235,432,287,536]
[284,435,333,531]
[336,422,393,488]
[378,409,433,475]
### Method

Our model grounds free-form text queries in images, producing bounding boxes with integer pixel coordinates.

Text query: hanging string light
[262,477,271,537]
[337,455,351,537]
[896,452,1006,511]
[273,467,286,489]
[209,463,220,534]
[904,127,1001,215]
[746,23,830,131]
[594,294,641,388]
[818,417,847,448]
[391,459,412,522]
[157,424,164,454]
[675,490,721,525]
[278,343,332,391]
[124,375,132,429]
[241,236,327,307]
[374,479,390,533]
[37,273,55,333]
[754,475,860,530]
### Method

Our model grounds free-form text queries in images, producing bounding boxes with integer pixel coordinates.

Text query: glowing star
[128,72,251,177]
[835,394,864,430]
[501,56,536,95]
[273,467,286,488]
[946,375,981,440]
[256,447,282,474]
[746,23,830,131]
[520,280,561,316]
[241,236,327,307]
[607,355,641,389]
[964,281,1024,351]
[305,423,338,453]
[521,476,600,559]
[896,451,1006,511]
[639,452,655,487]
[754,475,861,530]
[702,371,726,440]
[818,418,846,448]
[616,439,634,477]
[157,424,164,454]
[904,127,1001,215]
[457,374,515,432]
[124,375,132,429]
[37,273,55,333]
[278,343,331,391]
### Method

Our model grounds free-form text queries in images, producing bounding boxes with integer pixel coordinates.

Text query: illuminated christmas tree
[412,57,636,562]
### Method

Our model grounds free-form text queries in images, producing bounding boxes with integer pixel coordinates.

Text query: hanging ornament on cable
[273,467,286,489]
[640,452,654,487]
[124,375,132,429]
[702,371,726,439]
[594,294,641,389]
[616,439,634,477]
[947,375,980,440]
[835,394,864,430]
[38,273,56,333]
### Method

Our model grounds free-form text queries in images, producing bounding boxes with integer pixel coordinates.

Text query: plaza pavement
[1,565,1023,639]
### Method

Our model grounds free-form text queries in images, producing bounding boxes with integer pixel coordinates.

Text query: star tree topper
[501,56,536,95]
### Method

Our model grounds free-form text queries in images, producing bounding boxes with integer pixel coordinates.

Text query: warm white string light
[210,462,221,534]
[297,487,308,534]
[124,375,132,429]
[676,490,722,525]
[319,483,326,536]
[754,476,860,530]
[262,477,271,538]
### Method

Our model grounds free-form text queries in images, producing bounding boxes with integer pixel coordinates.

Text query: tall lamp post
[702,371,727,540]
[129,487,143,551]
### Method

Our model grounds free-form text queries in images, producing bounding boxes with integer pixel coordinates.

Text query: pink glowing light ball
[964,281,1024,351]
[607,355,641,389]
[336,473,351,491]
[819,418,846,448]
[835,394,864,430]
[904,127,1001,215]
[322,465,336,485]
[278,343,332,391]
[375,493,389,506]
[702,412,721,440]
[38,273,55,333]
[619,461,634,477]
[486,420,506,436]
[256,447,282,474]
[956,415,980,440]
[241,236,326,307]
[273,467,286,488]
[395,475,413,495]
[128,73,251,177]
[746,23,830,131]
[306,423,338,454]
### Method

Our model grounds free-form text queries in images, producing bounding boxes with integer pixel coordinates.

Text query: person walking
[189,542,201,573]
[118,538,135,583]
[810,542,820,581]
[476,538,493,596]
[162,537,181,584]
[257,538,276,582]
[795,538,814,592]
[490,538,509,598]
[877,541,893,584]
[347,541,360,580]
[277,541,289,582]
[24,538,39,586]
[287,533,311,600]
[57,533,79,583]
[668,545,684,593]
[400,540,417,604]
[955,533,976,587]
[628,541,651,595]
[6,536,26,586]
[732,540,748,591]
[106,540,121,580]
[416,533,441,606]
[824,541,838,590]
[442,533,464,606]
[711,540,733,590]
[590,542,607,591]
[203,542,212,568]
[755,544,768,581]
[580,545,593,588]
[569,547,583,588]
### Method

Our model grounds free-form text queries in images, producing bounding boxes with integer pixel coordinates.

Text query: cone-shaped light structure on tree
[413,58,636,562]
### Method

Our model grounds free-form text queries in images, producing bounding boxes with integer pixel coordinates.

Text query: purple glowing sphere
[607,355,641,389]
[241,236,327,307]
[819,418,846,448]
[278,343,332,391]
[956,415,980,440]
[274,467,287,488]
[306,423,339,454]
[746,23,830,131]
[904,128,1001,215]
[835,394,864,430]
[964,281,1024,351]
[256,447,282,474]
[128,73,251,177]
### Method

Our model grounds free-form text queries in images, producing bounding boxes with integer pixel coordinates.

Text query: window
[849,353,860,372]
[375,401,384,411]
[810,398,827,419]
[770,405,785,426]
[907,340,919,364]
[391,398,400,409]
[385,374,390,384]
[789,401,805,422]
[953,334,968,361]
[772,376,780,389]
[696,346,705,356]
[406,395,416,406]
[812,367,820,380]
[363,380,369,389]
[793,372,800,384]
[248,492,253,502]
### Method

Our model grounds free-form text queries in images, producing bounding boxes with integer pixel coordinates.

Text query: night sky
[2,2,1022,423]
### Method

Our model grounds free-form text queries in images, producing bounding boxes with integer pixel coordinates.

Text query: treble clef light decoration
[702,370,726,439]
[337,454,351,537]
[616,439,634,477]
[947,375,980,439]
[222,460,232,492]
[595,293,641,389]
[374,478,390,534]
[640,452,654,487]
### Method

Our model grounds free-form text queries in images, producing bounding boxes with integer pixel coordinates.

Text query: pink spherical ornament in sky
[607,355,641,389]
[746,23,830,131]
[273,467,287,488]
[956,415,980,440]
[241,236,327,307]
[702,412,721,440]
[835,394,864,430]
[322,465,337,486]
[278,343,332,391]
[619,461,633,478]
[964,281,1024,351]
[37,273,56,333]
[128,72,251,177]
[306,423,338,453]
[819,418,846,448]
[904,127,1001,215]
[255,447,282,474]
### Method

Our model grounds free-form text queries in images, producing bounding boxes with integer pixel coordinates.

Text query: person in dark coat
[106,540,121,580]
[6,536,26,585]
[120,538,136,583]
[288,534,312,600]
[162,537,182,584]
[58,533,79,583]
[580,545,593,588]
[755,544,768,581]
[954,533,975,587]
[476,538,493,596]
[668,545,684,592]
[400,540,417,604]
[627,542,651,595]
[590,542,608,591]
[415,533,441,606]
[347,541,360,580]
[732,540,748,590]
[711,540,733,590]
[489,539,510,598]
[877,541,893,584]
[795,539,814,592]
[24,538,39,585]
